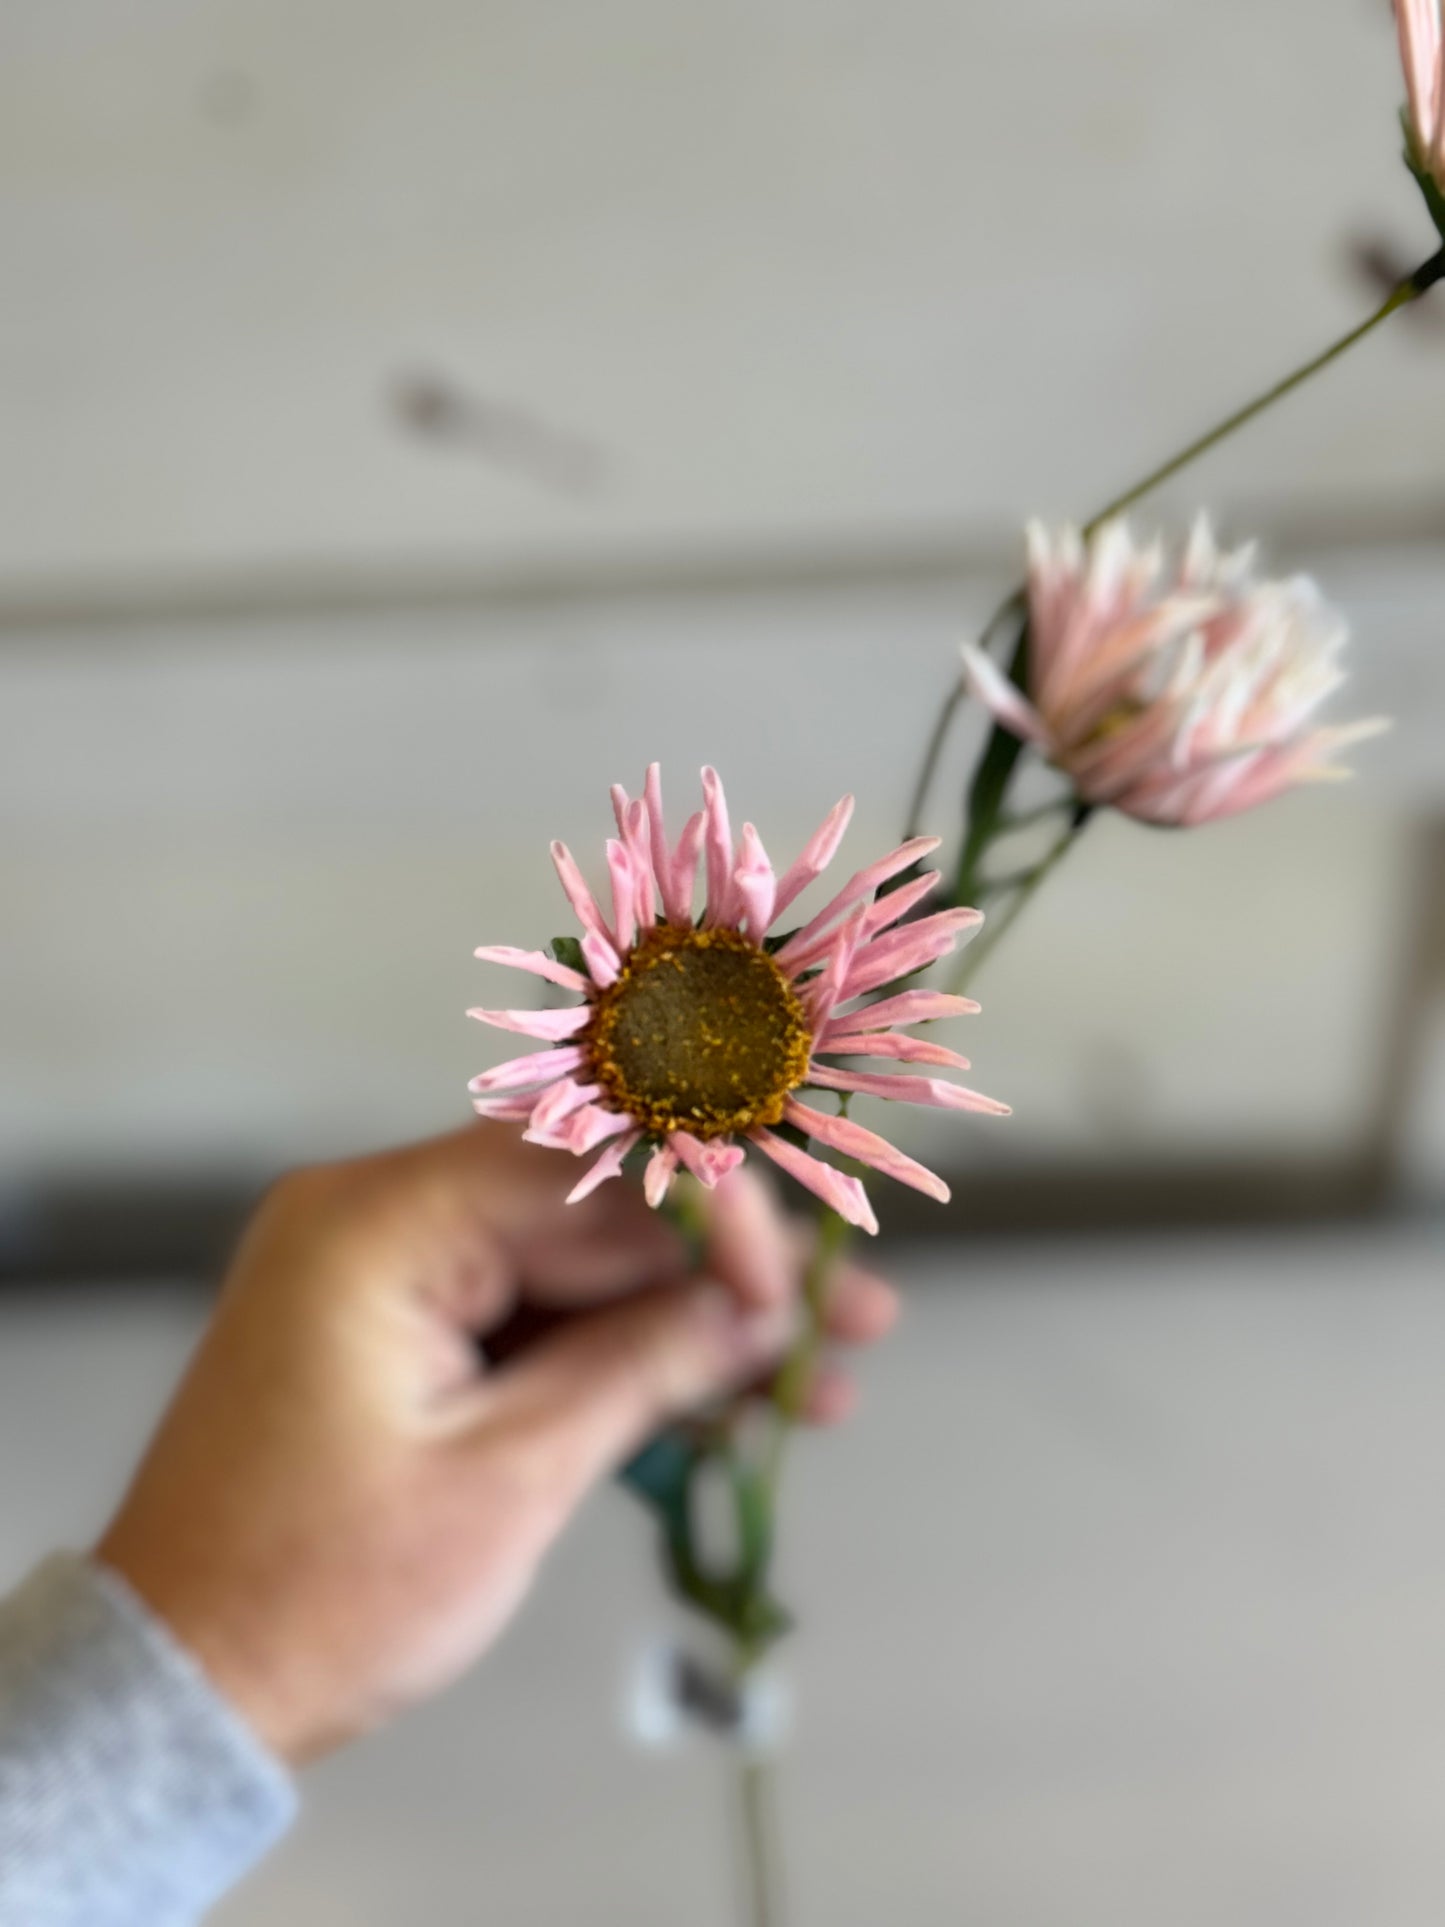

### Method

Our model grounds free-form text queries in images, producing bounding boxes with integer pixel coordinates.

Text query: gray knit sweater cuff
[0,1552,297,1926]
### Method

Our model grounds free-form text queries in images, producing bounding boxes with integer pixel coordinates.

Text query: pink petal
[612,787,657,928]
[550,841,614,951]
[472,945,590,994]
[803,901,869,1027]
[772,795,855,921]
[529,1077,604,1134]
[644,1142,679,1208]
[1397,0,1443,155]
[470,1093,539,1121]
[559,1103,637,1154]
[841,907,984,998]
[671,1131,746,1189]
[785,1098,949,1204]
[624,798,657,928]
[468,1046,586,1095]
[733,822,777,937]
[606,839,637,953]
[582,932,621,988]
[748,1128,879,1235]
[808,1065,1011,1115]
[775,837,941,972]
[823,990,980,1033]
[812,1032,972,1070]
[700,766,737,927]
[779,869,940,977]
[566,1132,642,1204]
[663,810,705,928]
[959,643,1050,747]
[644,765,672,908]
[466,1005,591,1041]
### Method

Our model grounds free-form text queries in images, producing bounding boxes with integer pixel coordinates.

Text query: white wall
[1,1,1442,1191]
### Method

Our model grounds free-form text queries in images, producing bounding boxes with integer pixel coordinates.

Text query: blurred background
[3,1,1445,1921]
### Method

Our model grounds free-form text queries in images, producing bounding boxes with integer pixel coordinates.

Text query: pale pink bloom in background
[1396,0,1445,193]
[960,519,1387,829]
[468,768,1007,1232]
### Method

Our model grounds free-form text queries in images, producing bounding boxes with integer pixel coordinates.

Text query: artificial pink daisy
[468,768,1007,1233]
[961,519,1387,828]
[1395,0,1445,207]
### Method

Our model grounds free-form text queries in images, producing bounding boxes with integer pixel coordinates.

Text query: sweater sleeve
[0,1552,297,1927]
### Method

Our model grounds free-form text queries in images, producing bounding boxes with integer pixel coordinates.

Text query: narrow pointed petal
[785,1098,950,1203]
[468,1046,586,1095]
[733,822,777,937]
[529,1077,604,1134]
[803,901,869,1026]
[775,837,941,971]
[550,841,614,950]
[772,794,856,921]
[671,1131,745,1189]
[663,810,705,927]
[606,839,637,953]
[644,764,671,903]
[470,1092,540,1121]
[749,1128,879,1235]
[560,1104,636,1154]
[567,1132,642,1203]
[842,907,984,997]
[780,869,940,976]
[467,1005,591,1041]
[644,1142,680,1208]
[473,945,590,994]
[807,1065,1011,1115]
[823,990,980,1033]
[582,931,621,987]
[812,1032,972,1069]
[700,766,736,926]
[624,798,657,927]
[960,642,1050,746]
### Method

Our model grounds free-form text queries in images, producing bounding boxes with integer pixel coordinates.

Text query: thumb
[481,1282,797,1520]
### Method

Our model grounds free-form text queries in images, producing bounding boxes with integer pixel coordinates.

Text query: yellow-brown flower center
[585,924,812,1140]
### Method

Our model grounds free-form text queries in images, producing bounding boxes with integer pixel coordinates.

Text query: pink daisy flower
[468,768,1008,1233]
[961,519,1387,829]
[1396,0,1445,204]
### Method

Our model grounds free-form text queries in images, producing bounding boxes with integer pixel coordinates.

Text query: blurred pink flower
[468,768,1007,1232]
[960,520,1387,828]
[1396,0,1445,197]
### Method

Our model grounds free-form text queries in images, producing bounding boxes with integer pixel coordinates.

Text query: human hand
[96,1125,897,1765]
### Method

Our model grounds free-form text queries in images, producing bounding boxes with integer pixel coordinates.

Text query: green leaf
[548,935,586,973]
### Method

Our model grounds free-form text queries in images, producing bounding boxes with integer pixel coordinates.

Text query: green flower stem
[904,247,1445,853]
[1080,257,1441,539]
[738,1754,784,1927]
[727,1201,852,1927]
